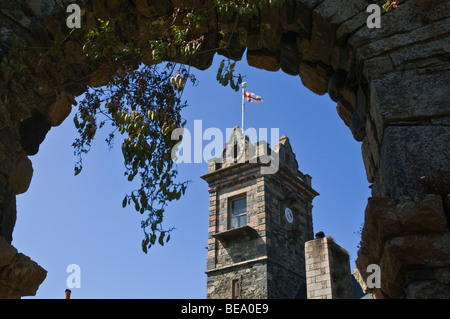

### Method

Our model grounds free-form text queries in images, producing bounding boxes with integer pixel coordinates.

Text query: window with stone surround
[231,278,242,299]
[229,196,247,229]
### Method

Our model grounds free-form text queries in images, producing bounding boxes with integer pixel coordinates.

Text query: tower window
[231,278,242,299]
[230,197,247,229]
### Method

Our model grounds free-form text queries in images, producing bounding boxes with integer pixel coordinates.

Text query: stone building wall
[305,236,353,299]
[328,240,353,299]
[305,237,333,299]
[204,146,269,298]
[205,169,267,272]
[264,171,315,298]
[206,260,268,299]
[267,262,305,299]
[203,130,318,299]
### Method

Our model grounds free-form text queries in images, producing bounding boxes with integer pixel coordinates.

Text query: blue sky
[13,53,370,299]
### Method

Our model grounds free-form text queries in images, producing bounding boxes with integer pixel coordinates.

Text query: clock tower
[201,127,319,299]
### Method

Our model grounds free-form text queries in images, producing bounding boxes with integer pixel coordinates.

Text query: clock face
[285,208,293,224]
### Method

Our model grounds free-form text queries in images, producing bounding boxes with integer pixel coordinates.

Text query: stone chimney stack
[305,232,354,299]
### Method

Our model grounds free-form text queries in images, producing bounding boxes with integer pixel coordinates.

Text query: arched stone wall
[0,0,448,298]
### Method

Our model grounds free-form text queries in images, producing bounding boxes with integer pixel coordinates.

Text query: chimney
[65,289,71,299]
[315,231,325,239]
[305,233,354,299]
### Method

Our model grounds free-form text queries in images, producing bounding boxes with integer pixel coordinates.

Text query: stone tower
[305,232,355,299]
[201,127,319,299]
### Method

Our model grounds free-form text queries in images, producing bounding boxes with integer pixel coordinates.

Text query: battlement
[202,126,313,188]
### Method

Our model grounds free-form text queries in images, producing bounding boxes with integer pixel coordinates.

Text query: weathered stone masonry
[202,130,318,298]
[305,235,354,299]
[0,0,449,297]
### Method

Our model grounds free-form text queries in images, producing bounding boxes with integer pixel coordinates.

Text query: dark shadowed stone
[376,126,450,198]
[406,280,450,299]
[0,185,16,243]
[46,95,73,127]
[370,71,450,125]
[8,151,33,195]
[0,236,16,267]
[379,233,450,296]
[361,195,447,261]
[298,62,327,95]
[327,70,346,102]
[280,32,300,76]
[247,50,280,72]
[0,252,47,297]
[350,111,365,141]
[18,111,51,156]
[0,127,18,177]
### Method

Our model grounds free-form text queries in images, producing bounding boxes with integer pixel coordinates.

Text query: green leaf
[122,196,127,208]
[142,237,149,254]
[158,232,165,246]
[74,166,82,176]
[140,193,148,208]
[74,116,80,128]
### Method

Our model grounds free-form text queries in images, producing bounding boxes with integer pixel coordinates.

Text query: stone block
[335,9,368,40]
[335,101,351,129]
[390,35,450,69]
[7,151,33,195]
[309,11,334,65]
[0,252,47,297]
[0,283,21,299]
[380,233,450,296]
[0,236,17,267]
[405,280,450,299]
[361,137,376,183]
[299,62,327,95]
[363,55,394,79]
[0,127,18,177]
[349,0,450,53]
[246,50,280,72]
[280,32,300,76]
[311,287,332,298]
[46,95,73,127]
[361,195,447,261]
[435,267,450,285]
[370,71,450,125]
[376,126,450,198]
[260,3,282,52]
[309,0,367,64]
[357,17,450,62]
[0,185,16,243]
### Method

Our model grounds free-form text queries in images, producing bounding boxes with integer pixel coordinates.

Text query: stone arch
[0,0,449,298]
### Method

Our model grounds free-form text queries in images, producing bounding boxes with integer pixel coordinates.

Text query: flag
[244,91,262,104]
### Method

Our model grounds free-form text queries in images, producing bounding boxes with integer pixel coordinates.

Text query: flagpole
[241,82,247,132]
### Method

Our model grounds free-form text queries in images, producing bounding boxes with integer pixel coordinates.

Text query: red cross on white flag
[244,91,263,104]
